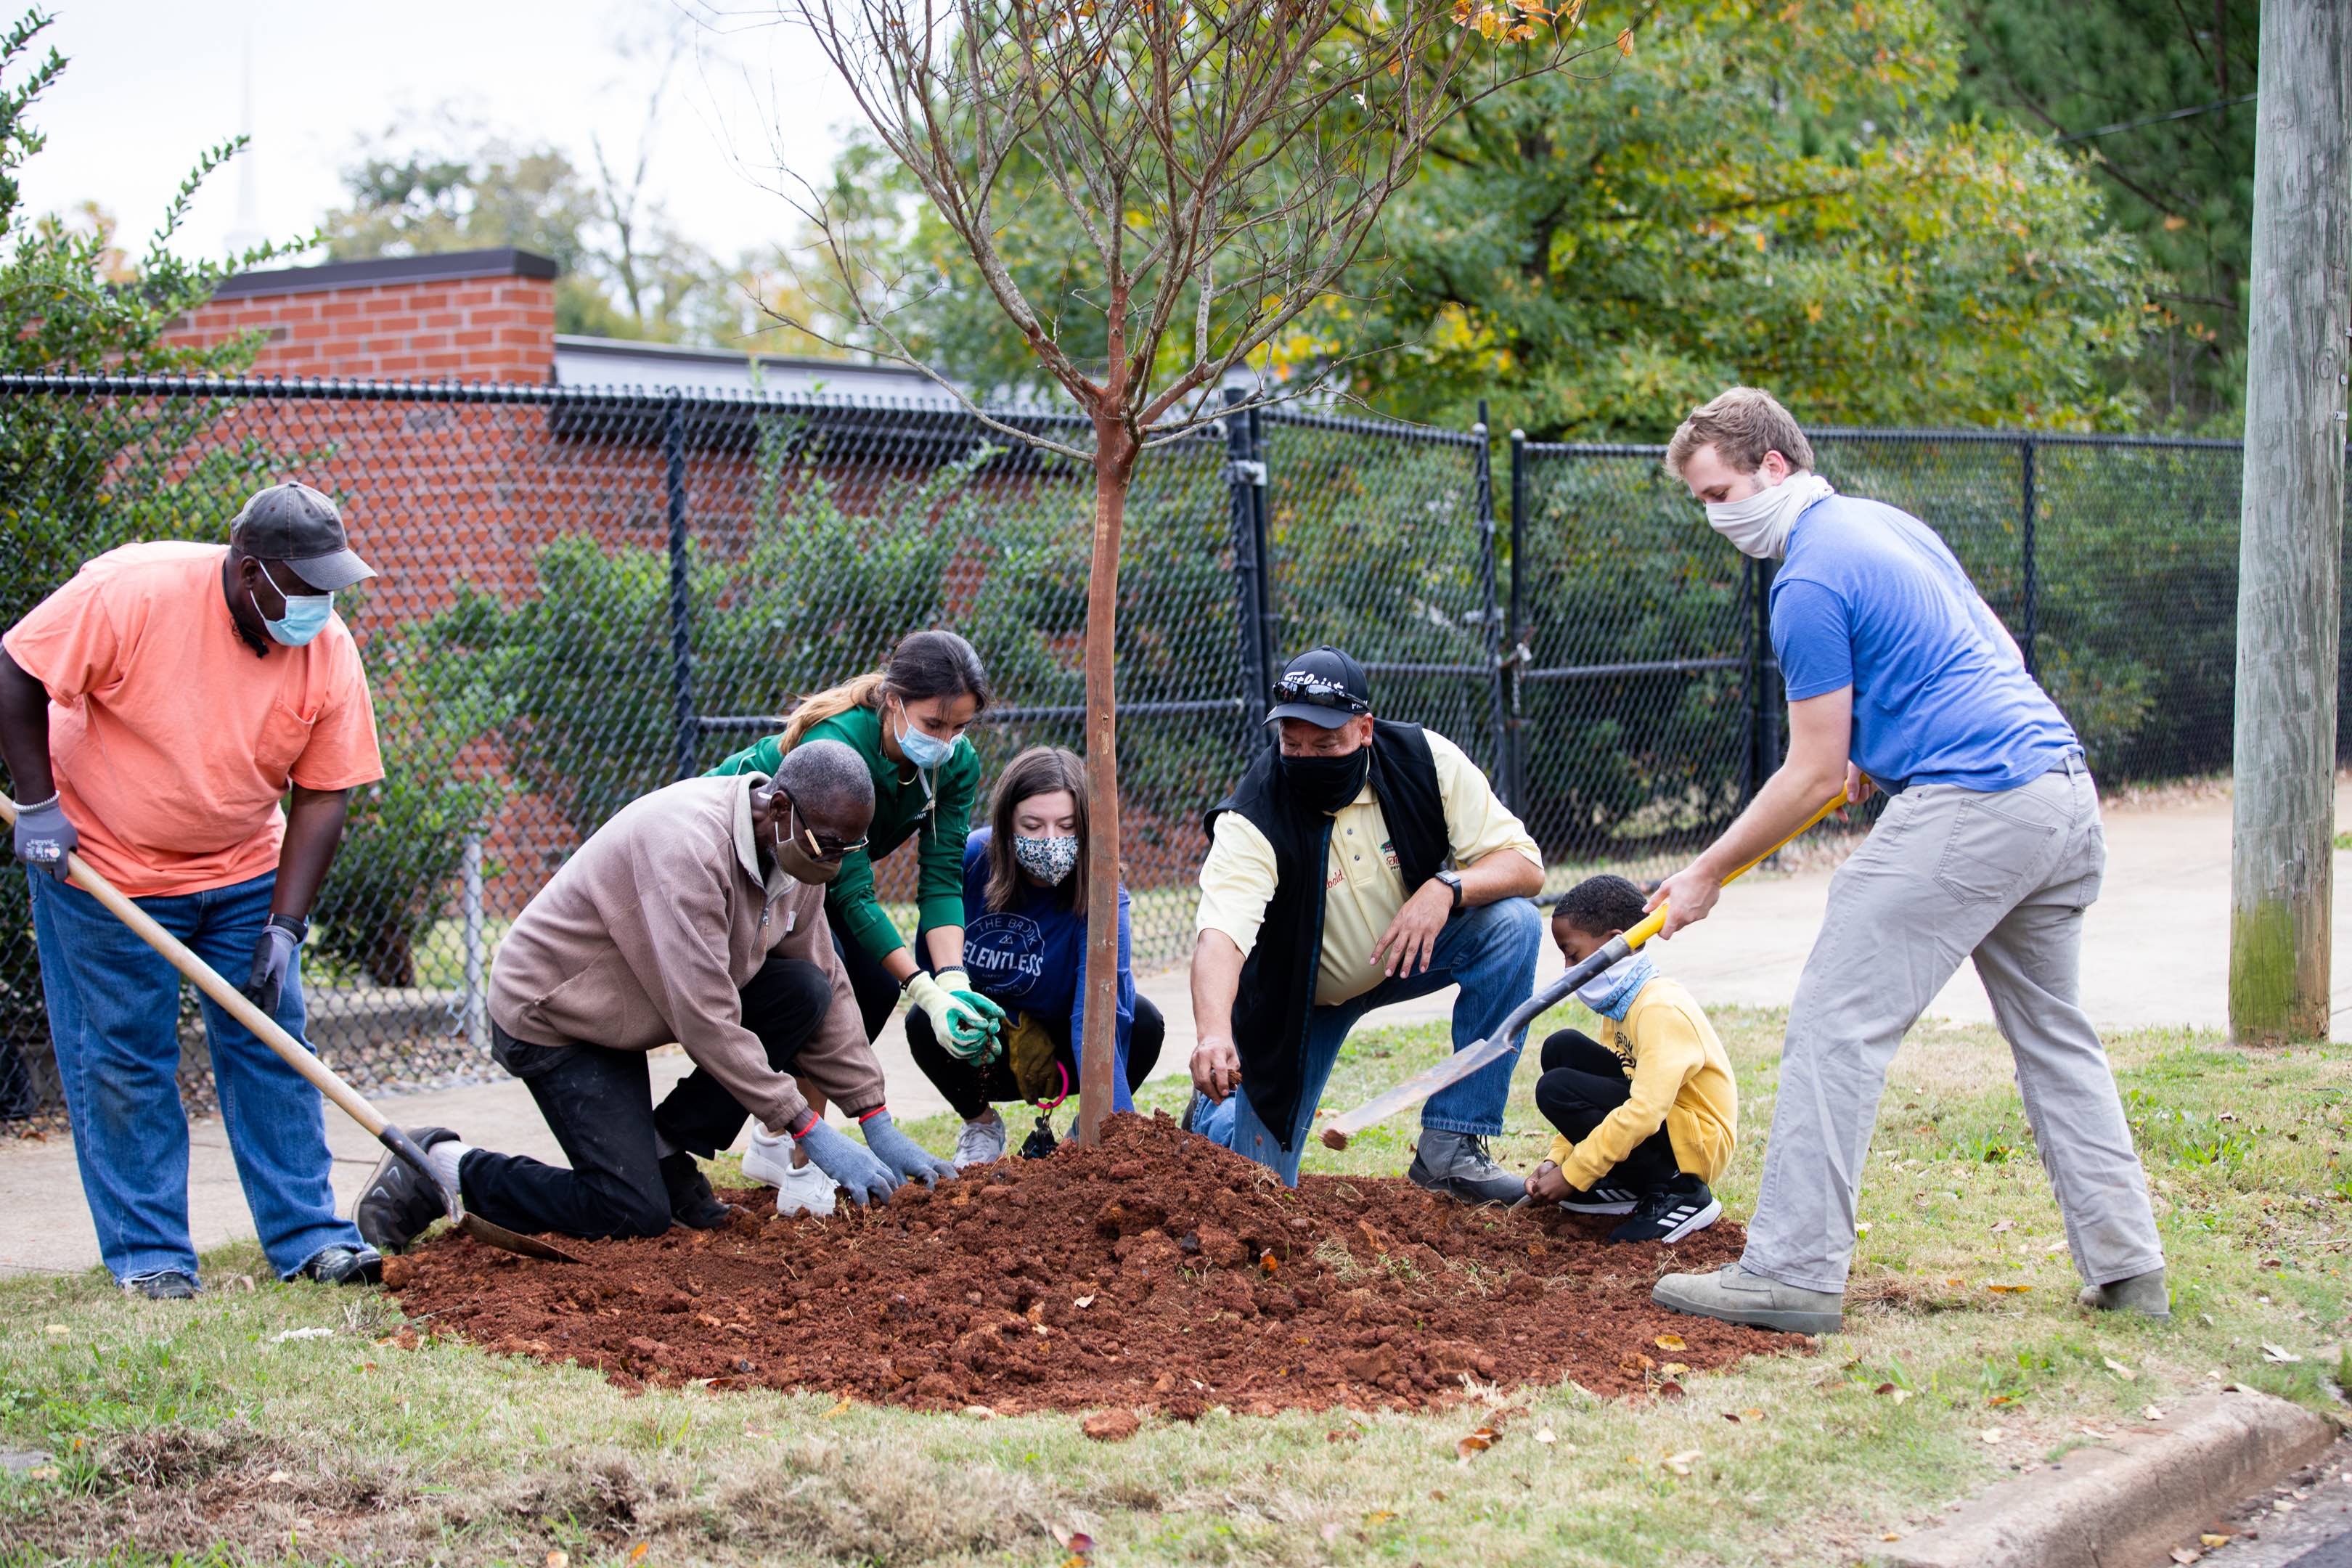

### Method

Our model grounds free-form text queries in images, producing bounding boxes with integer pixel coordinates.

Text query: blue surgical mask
[251,562,335,648]
[893,698,957,771]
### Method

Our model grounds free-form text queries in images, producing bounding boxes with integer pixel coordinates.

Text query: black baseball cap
[229,482,376,592]
[1265,646,1372,729]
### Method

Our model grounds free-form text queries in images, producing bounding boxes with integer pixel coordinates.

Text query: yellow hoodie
[1546,974,1737,1190]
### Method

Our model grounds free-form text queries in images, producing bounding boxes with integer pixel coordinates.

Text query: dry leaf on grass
[1535,1429,1556,1445]
[1665,1449,1701,1477]
[2143,1405,2167,1421]
[2261,1344,2303,1364]
[2170,1549,2200,1565]
[1986,1284,2032,1295]
[1457,1420,1502,1461]
[1981,1427,2006,1444]
[2103,1357,2136,1380]
[546,1553,568,1568]
[2202,1536,2231,1548]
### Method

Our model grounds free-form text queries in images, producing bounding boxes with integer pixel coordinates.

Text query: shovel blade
[457,1213,585,1264]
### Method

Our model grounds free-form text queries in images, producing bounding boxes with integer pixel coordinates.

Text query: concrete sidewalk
[5,782,2343,1278]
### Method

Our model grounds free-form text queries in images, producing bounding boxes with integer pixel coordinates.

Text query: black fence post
[1747,558,1780,793]
[664,389,698,780]
[1506,428,1529,811]
[1474,401,1506,788]
[2020,435,2039,678]
[1224,388,1270,747]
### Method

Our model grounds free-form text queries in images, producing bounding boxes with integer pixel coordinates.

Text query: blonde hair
[1665,386,1815,480]
[776,629,992,751]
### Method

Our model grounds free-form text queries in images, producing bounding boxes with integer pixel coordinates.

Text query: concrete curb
[1879,1391,2337,1568]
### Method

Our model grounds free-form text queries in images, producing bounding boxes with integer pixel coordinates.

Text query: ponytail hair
[777,629,992,752]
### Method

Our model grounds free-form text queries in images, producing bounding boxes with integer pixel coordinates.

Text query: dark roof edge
[212,248,560,300]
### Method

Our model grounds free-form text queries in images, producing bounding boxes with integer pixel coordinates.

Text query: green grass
[5,1008,2348,1567]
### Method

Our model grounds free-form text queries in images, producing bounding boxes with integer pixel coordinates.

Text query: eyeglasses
[1271,675,1368,714]
[786,800,867,862]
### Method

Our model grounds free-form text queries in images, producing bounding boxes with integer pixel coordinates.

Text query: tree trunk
[2229,0,2350,1043]
[1078,420,1138,1146]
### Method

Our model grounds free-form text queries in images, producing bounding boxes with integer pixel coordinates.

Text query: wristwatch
[1433,870,1465,912]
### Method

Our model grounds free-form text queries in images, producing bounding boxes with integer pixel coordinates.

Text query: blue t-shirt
[1772,494,2079,791]
[957,828,1138,1111]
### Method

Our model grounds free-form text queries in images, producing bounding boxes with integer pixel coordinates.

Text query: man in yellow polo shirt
[1187,647,1544,1197]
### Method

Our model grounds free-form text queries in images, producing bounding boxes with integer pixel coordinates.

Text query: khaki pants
[1741,758,2165,1294]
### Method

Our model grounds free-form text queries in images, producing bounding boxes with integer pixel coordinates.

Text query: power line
[2058,93,2259,144]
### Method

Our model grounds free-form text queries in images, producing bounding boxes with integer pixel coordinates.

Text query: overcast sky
[17,0,859,266]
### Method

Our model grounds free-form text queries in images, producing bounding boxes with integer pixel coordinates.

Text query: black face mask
[1278,744,1371,813]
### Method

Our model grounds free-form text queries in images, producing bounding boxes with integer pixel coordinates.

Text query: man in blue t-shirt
[1641,387,2165,1336]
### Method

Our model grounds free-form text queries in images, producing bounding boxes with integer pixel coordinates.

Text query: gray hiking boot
[1653,1262,1844,1335]
[1407,1129,1524,1205]
[953,1110,1009,1170]
[2078,1266,2171,1320]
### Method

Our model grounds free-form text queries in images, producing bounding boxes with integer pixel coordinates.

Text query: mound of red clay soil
[385,1112,1803,1416]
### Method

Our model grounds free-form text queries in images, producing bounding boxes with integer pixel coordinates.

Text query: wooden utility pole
[2230,0,2351,1043]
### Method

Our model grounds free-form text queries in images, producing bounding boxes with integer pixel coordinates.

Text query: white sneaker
[953,1111,1009,1170]
[740,1127,796,1187]
[772,1156,838,1218]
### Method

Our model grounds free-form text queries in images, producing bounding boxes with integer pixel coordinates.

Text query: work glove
[791,1115,899,1207]
[906,968,1005,1063]
[857,1107,956,1188]
[242,915,306,1016]
[12,792,76,882]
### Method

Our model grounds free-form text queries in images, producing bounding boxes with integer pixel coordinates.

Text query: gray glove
[12,793,75,881]
[242,915,305,1015]
[858,1108,956,1188]
[793,1116,899,1207]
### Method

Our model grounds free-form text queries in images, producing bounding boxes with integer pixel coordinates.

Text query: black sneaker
[660,1151,732,1230]
[1556,1181,1646,1216]
[356,1126,458,1255]
[1406,1130,1524,1206]
[298,1244,384,1286]
[125,1270,200,1300]
[1610,1175,1722,1244]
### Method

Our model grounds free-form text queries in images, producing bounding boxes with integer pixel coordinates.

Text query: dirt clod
[1082,1408,1141,1442]
[390,1111,1799,1416]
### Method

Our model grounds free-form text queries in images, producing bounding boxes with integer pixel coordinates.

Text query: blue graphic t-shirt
[957,828,1138,1111]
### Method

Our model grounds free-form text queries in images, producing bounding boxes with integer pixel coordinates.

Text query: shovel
[1320,789,1855,1151]
[0,792,581,1265]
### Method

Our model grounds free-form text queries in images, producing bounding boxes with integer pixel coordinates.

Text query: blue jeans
[27,869,363,1283]
[1197,897,1542,1184]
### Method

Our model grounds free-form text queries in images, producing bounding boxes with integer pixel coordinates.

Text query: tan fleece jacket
[489,774,881,1132]
[1547,975,1737,1191]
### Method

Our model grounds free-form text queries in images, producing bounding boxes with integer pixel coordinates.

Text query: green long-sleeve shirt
[704,704,979,965]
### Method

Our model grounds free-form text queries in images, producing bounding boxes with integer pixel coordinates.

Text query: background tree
[1344,0,2156,437]
[773,0,1592,1141]
[1948,0,2258,430]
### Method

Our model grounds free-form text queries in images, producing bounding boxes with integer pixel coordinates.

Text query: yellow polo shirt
[1196,730,1541,1006]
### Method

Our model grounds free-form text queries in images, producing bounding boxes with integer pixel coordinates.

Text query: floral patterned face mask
[1013,833,1079,887]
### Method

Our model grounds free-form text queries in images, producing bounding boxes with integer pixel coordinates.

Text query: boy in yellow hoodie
[1524,875,1736,1244]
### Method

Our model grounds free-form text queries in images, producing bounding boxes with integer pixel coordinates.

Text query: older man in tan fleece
[355,739,953,1250]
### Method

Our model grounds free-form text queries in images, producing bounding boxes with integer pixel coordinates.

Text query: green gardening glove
[906,969,1005,1063]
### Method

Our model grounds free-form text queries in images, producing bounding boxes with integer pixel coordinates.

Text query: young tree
[768,0,1594,1142]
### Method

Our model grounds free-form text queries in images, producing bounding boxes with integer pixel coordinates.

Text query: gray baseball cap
[229,482,376,592]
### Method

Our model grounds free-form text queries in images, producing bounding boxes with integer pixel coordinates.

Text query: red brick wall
[163,274,556,383]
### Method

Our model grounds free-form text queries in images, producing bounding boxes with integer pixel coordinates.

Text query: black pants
[906,996,1165,1119]
[461,955,833,1239]
[835,927,935,1042]
[1532,1028,1684,1192]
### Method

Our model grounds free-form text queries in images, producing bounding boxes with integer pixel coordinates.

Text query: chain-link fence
[0,378,2324,1119]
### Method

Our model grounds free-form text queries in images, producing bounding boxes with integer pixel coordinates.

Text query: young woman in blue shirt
[907,746,1164,1167]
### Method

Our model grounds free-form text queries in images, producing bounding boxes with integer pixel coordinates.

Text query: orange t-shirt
[3,542,385,897]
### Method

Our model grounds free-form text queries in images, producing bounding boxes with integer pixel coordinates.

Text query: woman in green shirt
[706,630,1005,1213]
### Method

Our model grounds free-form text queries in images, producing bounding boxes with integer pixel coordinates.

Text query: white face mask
[1704,471,1837,559]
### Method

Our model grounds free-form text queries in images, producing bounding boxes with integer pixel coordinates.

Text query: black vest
[1204,721,1450,1149]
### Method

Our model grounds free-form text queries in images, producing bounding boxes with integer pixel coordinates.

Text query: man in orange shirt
[1,483,388,1299]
